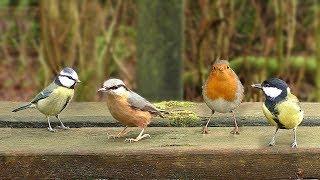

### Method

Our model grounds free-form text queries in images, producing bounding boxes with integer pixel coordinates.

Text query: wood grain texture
[0,127,320,178]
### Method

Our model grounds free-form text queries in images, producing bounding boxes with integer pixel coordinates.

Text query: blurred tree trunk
[137,0,184,101]
[315,0,320,100]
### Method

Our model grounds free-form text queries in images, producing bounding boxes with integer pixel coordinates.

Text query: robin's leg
[47,116,56,132]
[56,115,70,130]
[108,126,130,139]
[269,127,279,146]
[125,128,150,143]
[202,110,214,134]
[291,128,298,148]
[230,111,240,135]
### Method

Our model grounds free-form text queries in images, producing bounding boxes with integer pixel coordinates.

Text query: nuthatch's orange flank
[202,60,244,134]
[98,78,163,142]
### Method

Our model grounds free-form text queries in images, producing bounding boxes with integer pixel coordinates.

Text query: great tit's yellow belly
[262,101,303,129]
[106,94,152,128]
[36,87,74,116]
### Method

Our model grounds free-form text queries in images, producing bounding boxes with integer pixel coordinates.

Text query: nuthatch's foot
[202,127,209,134]
[230,128,240,135]
[291,141,298,148]
[47,127,56,132]
[125,134,151,143]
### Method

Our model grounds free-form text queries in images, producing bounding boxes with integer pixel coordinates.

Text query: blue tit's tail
[12,103,34,112]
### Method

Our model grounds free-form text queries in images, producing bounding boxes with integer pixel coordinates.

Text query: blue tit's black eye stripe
[60,75,76,81]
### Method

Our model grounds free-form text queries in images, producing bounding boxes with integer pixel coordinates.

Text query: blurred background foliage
[0,0,319,102]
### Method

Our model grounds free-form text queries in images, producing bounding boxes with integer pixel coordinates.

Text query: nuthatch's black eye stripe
[107,84,127,90]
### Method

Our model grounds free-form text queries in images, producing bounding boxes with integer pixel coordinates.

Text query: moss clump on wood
[155,101,199,127]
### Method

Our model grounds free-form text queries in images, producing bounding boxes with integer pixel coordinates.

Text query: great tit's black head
[56,67,81,88]
[252,78,288,100]
[98,78,128,95]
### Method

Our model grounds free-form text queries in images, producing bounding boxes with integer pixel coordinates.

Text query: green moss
[154,101,196,109]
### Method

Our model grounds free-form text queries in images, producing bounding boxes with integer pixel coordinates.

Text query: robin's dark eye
[213,67,216,70]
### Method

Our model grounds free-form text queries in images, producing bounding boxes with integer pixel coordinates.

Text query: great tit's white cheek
[58,76,75,88]
[262,87,282,98]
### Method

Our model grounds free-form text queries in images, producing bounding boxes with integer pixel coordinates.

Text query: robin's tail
[12,103,34,112]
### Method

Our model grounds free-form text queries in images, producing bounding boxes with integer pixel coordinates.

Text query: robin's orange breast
[205,71,238,102]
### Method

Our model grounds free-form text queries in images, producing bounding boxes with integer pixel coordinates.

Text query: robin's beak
[98,87,107,92]
[251,84,262,89]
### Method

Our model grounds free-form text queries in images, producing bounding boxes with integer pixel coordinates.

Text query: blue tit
[98,78,164,142]
[12,67,81,132]
[252,78,303,148]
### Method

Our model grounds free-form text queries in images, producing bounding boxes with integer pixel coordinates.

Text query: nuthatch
[252,78,303,148]
[202,60,244,134]
[12,67,81,132]
[98,78,164,142]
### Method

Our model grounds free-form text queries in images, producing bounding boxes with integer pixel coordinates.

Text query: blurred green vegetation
[0,0,319,102]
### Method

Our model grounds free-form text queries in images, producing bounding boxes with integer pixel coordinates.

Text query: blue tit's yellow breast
[36,87,74,116]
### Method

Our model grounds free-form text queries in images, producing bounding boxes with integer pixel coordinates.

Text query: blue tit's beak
[77,79,81,83]
[251,84,262,89]
[98,87,107,92]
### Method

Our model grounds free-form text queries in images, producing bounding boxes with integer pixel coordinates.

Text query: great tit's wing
[30,82,58,104]
[127,91,163,116]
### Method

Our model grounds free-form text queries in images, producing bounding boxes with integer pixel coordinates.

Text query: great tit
[252,78,303,148]
[12,67,81,132]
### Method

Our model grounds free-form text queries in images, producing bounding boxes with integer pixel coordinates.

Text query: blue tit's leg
[291,128,298,148]
[108,126,129,139]
[230,111,240,135]
[56,115,69,130]
[125,128,150,143]
[47,116,56,132]
[203,110,214,134]
[269,127,279,146]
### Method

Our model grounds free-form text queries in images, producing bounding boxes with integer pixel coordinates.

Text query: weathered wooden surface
[2,101,320,127]
[0,127,319,179]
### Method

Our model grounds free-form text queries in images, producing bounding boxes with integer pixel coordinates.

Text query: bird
[98,78,164,142]
[202,60,244,134]
[12,67,81,132]
[251,78,303,148]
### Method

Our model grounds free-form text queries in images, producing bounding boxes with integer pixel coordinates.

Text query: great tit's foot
[47,127,56,132]
[269,139,276,146]
[125,134,151,143]
[202,126,209,134]
[291,141,298,148]
[57,125,70,130]
[230,128,240,135]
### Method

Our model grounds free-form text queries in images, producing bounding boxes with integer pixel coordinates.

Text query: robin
[202,60,244,134]
[252,78,303,148]
[98,78,164,142]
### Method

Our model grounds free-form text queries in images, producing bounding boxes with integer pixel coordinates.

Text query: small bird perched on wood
[202,60,244,134]
[98,78,164,142]
[12,67,81,132]
[252,78,303,148]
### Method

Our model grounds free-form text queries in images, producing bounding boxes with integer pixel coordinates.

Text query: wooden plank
[0,127,319,179]
[1,101,320,127]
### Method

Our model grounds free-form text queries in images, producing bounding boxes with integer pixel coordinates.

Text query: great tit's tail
[12,103,34,112]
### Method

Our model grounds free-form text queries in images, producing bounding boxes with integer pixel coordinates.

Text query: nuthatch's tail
[12,103,34,112]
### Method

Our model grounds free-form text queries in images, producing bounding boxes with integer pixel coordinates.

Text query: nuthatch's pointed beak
[98,87,107,92]
[251,84,262,89]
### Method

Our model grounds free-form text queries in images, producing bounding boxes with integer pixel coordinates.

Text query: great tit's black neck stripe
[55,77,75,89]
[264,99,286,129]
[108,84,128,91]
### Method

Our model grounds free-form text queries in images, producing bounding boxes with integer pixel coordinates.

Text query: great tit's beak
[251,84,262,89]
[98,87,107,92]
